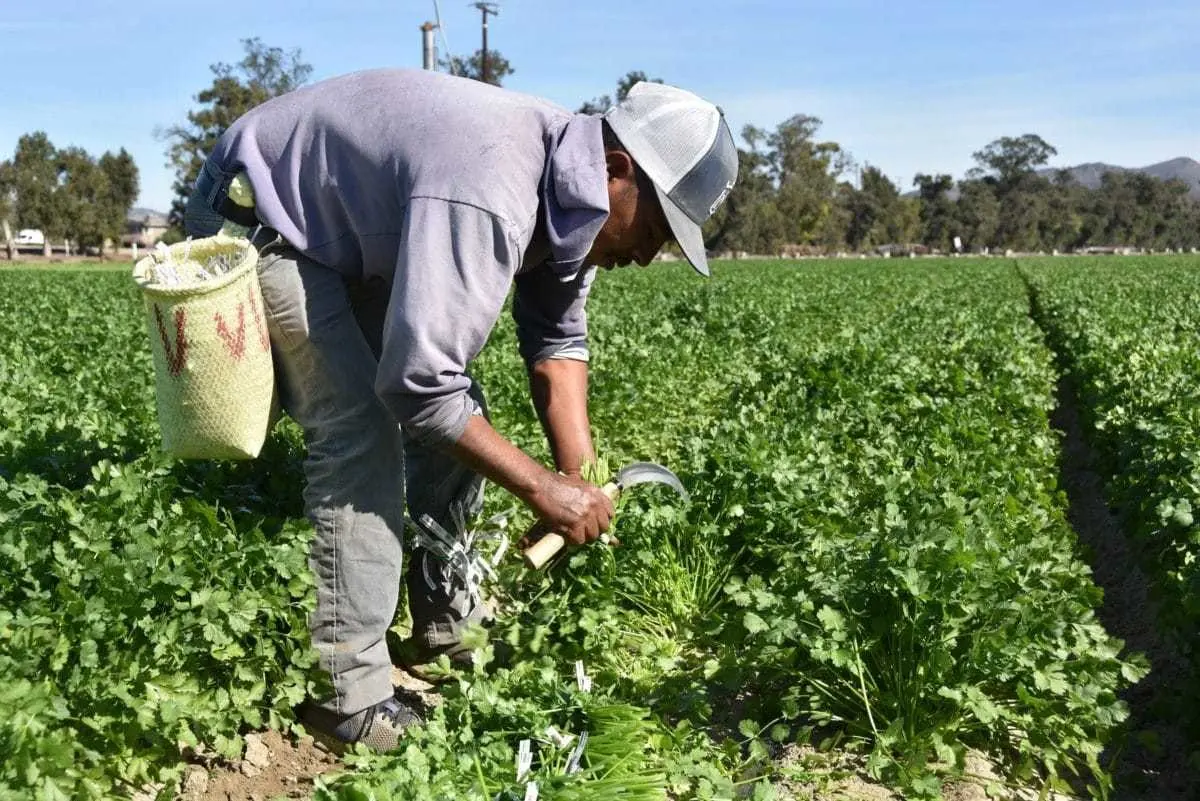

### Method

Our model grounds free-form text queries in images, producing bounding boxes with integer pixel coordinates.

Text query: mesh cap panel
[603,82,739,275]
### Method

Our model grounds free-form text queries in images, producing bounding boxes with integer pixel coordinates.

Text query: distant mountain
[1037,157,1200,199]
[1136,157,1200,196]
[904,157,1200,201]
[127,207,169,223]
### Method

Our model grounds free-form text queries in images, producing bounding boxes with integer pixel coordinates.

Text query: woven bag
[132,235,276,459]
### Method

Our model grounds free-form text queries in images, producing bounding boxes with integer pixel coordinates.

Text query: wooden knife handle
[522,482,620,569]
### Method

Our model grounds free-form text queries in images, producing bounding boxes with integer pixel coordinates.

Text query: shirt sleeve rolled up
[375,197,521,448]
[512,265,596,366]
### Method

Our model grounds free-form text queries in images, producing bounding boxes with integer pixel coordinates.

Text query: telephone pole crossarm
[472,2,500,83]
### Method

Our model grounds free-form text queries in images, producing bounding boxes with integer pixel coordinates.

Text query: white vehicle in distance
[14,229,46,246]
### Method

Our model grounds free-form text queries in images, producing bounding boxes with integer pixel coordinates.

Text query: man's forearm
[528,357,596,475]
[448,414,549,502]
[448,414,613,543]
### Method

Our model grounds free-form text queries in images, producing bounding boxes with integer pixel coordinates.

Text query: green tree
[839,179,873,251]
[1086,172,1198,249]
[98,149,139,255]
[966,134,1059,251]
[578,70,663,114]
[0,160,11,228]
[842,165,906,250]
[2,134,137,256]
[995,173,1052,251]
[1037,173,1085,252]
[892,196,922,248]
[0,163,10,220]
[1156,180,1200,249]
[764,115,846,247]
[440,49,513,86]
[161,38,312,230]
[913,173,956,251]
[969,134,1058,192]
[954,180,1000,252]
[10,132,63,256]
[0,161,13,257]
[815,182,850,251]
[56,147,110,253]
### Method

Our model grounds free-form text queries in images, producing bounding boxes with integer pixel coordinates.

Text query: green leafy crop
[0,259,1162,799]
[1024,255,1200,740]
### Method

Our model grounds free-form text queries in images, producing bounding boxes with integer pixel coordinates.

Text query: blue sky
[3,0,1197,212]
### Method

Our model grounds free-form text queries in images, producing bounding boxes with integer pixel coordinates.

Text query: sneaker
[299,694,421,754]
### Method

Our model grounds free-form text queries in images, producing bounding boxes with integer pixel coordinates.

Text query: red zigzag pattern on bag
[214,287,271,361]
[213,286,272,361]
[154,285,267,375]
[214,303,247,360]
[247,286,269,351]
[154,305,188,377]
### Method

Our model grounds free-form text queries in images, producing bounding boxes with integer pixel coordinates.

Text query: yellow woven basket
[132,235,276,459]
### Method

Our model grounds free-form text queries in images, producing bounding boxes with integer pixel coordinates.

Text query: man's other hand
[527,472,615,546]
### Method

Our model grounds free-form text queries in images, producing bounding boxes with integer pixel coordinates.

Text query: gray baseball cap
[604,82,739,276]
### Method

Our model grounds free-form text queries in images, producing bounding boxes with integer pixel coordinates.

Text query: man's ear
[604,150,637,182]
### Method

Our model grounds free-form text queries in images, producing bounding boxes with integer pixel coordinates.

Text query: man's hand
[526,472,615,546]
[449,415,613,545]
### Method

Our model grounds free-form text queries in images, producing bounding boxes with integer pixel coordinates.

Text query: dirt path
[1049,377,1196,799]
[170,669,438,801]
[173,729,338,801]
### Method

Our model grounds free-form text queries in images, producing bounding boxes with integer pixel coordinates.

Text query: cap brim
[653,183,710,277]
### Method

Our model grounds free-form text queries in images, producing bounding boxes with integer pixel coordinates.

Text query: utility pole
[420,21,438,70]
[472,2,499,83]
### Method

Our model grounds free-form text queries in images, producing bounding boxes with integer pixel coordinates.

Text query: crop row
[1023,256,1200,734]
[0,269,317,799]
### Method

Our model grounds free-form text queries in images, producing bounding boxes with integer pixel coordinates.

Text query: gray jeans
[254,239,491,715]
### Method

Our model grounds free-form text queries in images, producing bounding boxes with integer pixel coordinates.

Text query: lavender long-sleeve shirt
[207,68,609,447]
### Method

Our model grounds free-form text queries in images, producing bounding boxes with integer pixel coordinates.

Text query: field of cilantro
[1023,257,1200,767]
[3,256,1187,801]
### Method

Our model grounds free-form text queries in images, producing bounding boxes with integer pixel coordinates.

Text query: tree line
[704,128,1200,256]
[0,134,139,256]
[4,38,1197,257]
